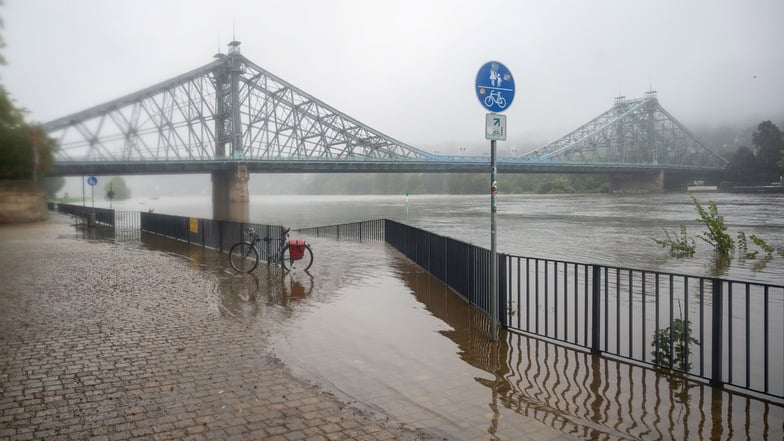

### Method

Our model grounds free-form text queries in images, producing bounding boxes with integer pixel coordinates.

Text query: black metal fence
[383,219,783,401]
[502,257,784,400]
[49,202,117,227]
[296,219,385,241]
[384,219,503,316]
[138,211,286,255]
[51,203,284,253]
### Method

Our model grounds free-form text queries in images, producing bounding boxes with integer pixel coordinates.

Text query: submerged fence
[50,203,784,401]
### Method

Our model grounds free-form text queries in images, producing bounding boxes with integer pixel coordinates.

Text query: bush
[651,319,700,371]
[691,194,734,254]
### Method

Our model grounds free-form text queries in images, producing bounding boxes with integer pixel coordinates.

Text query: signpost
[87,176,97,226]
[476,61,515,342]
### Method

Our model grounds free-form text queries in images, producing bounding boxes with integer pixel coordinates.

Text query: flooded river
[111,192,784,285]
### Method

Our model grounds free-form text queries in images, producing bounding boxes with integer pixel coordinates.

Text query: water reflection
[395,260,784,441]
[216,269,314,316]
[133,232,316,322]
[708,252,732,277]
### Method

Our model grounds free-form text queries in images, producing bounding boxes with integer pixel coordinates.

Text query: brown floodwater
[94,223,782,441]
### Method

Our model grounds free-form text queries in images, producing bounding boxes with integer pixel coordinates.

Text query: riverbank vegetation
[721,120,784,186]
[653,195,784,271]
[295,173,611,195]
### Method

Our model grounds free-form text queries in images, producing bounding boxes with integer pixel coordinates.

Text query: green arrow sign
[485,113,507,141]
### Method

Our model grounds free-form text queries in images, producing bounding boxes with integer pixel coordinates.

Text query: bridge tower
[521,91,728,192]
[42,41,434,222]
[211,41,249,221]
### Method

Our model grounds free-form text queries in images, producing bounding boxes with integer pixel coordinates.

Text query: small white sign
[485,113,507,141]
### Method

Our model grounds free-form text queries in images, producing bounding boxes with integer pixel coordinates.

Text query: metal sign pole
[490,139,498,342]
[475,60,514,343]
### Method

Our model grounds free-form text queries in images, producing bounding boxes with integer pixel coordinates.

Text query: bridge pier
[211,165,249,222]
[610,169,665,193]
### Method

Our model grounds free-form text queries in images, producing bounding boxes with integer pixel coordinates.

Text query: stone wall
[0,181,49,223]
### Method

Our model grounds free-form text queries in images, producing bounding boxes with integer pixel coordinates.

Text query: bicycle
[483,90,507,109]
[228,227,314,273]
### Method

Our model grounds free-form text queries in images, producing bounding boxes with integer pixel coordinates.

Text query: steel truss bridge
[44,42,727,178]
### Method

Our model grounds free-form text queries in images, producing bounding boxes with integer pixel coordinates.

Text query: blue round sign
[475,61,515,113]
[87,176,98,186]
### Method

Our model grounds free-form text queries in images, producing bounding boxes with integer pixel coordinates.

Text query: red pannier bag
[288,240,306,260]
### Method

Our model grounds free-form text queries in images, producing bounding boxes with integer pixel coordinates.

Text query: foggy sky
[2,0,783,154]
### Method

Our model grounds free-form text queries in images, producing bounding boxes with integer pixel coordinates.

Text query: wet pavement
[2,214,781,440]
[0,215,438,441]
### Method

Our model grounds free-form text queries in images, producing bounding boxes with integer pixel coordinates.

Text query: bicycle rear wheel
[229,242,260,273]
[280,244,313,272]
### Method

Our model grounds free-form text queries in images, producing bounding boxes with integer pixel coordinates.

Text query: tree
[0,9,57,183]
[41,176,65,198]
[0,87,57,180]
[752,121,784,182]
[104,177,131,200]
[724,145,758,183]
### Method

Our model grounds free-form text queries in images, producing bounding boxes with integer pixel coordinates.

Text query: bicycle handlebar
[248,226,290,242]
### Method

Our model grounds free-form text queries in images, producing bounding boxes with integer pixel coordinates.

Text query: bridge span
[44,41,727,221]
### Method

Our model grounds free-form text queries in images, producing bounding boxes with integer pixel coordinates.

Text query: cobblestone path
[0,216,437,441]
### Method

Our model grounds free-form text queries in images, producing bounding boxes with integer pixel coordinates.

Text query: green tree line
[295,173,610,195]
[722,120,784,185]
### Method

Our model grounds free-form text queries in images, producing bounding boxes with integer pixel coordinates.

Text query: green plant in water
[651,319,700,371]
[690,194,734,254]
[749,234,774,256]
[736,232,758,259]
[651,224,695,257]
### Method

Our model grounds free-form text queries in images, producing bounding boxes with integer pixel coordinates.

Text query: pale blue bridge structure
[44,42,727,219]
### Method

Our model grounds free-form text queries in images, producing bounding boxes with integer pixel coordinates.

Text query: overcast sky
[2,0,783,153]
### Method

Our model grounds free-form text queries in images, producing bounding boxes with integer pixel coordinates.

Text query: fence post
[710,278,724,387]
[498,253,507,327]
[591,265,601,354]
[218,221,224,253]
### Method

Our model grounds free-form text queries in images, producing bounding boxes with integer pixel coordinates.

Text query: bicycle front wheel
[280,244,313,272]
[229,242,259,273]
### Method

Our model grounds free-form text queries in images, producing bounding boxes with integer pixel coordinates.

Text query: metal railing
[296,219,385,241]
[502,256,784,400]
[49,202,116,227]
[138,212,285,254]
[381,219,783,401]
[384,219,501,315]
